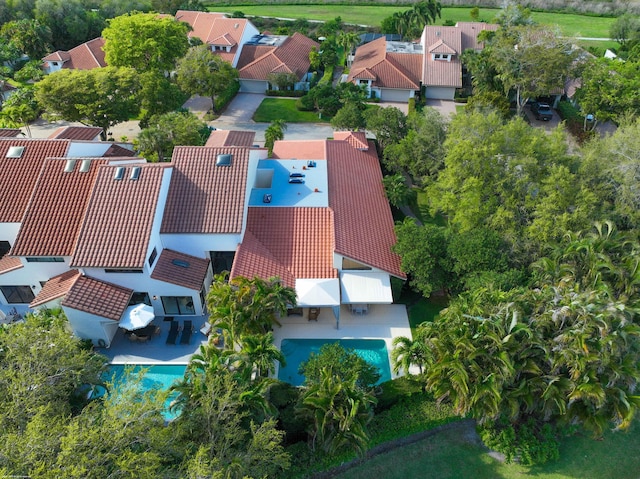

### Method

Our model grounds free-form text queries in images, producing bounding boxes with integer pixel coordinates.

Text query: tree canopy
[35,66,140,139]
[103,12,191,73]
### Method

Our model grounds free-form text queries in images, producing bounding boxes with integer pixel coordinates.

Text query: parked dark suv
[531,102,553,121]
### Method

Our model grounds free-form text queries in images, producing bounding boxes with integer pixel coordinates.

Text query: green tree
[489,25,578,116]
[136,110,209,162]
[0,86,39,137]
[103,12,190,73]
[266,72,298,91]
[300,342,381,390]
[393,218,450,296]
[237,332,286,379]
[331,101,365,131]
[363,105,407,151]
[609,13,640,48]
[13,59,45,83]
[0,19,52,58]
[493,1,534,28]
[207,273,297,350]
[575,57,640,124]
[382,108,446,184]
[138,71,188,126]
[337,31,360,65]
[264,119,287,156]
[176,45,239,114]
[36,67,140,140]
[34,0,104,51]
[382,173,412,208]
[391,334,431,376]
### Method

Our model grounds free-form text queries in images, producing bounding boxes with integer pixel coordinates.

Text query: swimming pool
[278,338,391,386]
[106,364,187,420]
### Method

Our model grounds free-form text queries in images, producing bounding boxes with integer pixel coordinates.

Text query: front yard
[252,98,331,123]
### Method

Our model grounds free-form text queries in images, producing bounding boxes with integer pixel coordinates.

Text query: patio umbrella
[120,303,155,330]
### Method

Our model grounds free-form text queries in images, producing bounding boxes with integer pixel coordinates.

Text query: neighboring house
[42,37,106,74]
[205,129,256,147]
[347,37,423,102]
[347,21,498,101]
[236,32,319,93]
[176,10,260,67]
[1,82,17,104]
[49,126,103,141]
[0,130,403,344]
[0,129,22,138]
[421,22,498,100]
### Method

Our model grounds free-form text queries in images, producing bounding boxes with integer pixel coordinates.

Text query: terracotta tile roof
[30,269,81,307]
[71,164,169,268]
[333,131,368,150]
[205,129,256,147]
[176,11,252,64]
[12,158,108,257]
[327,140,404,278]
[61,274,132,321]
[347,37,421,90]
[48,126,103,141]
[231,207,336,288]
[272,140,326,159]
[102,144,136,157]
[161,146,251,234]
[0,129,22,137]
[422,26,463,88]
[150,249,210,290]
[0,138,71,223]
[456,22,499,51]
[0,255,23,274]
[43,37,106,70]
[238,33,319,81]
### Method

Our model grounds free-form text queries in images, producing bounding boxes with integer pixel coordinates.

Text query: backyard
[335,419,640,479]
[253,97,331,123]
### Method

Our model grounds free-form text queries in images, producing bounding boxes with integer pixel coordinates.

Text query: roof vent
[216,153,232,166]
[172,259,190,268]
[130,166,141,180]
[113,167,125,180]
[64,159,77,173]
[307,160,316,168]
[263,194,272,203]
[234,23,239,28]
[80,159,91,172]
[6,146,24,158]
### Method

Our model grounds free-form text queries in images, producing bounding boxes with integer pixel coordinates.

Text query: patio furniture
[166,321,180,345]
[180,320,193,345]
[128,333,138,342]
[200,321,212,336]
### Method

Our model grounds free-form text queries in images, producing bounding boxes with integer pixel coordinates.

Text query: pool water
[106,364,187,420]
[278,338,391,386]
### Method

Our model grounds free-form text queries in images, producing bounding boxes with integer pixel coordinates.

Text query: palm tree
[337,31,360,66]
[264,120,287,156]
[391,334,430,376]
[237,332,286,379]
[411,0,442,31]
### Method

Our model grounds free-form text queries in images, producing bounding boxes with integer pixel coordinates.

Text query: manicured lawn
[252,97,330,123]
[335,420,640,479]
[213,6,615,38]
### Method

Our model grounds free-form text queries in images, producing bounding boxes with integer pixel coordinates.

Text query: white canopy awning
[119,303,155,330]
[340,272,393,304]
[295,278,341,307]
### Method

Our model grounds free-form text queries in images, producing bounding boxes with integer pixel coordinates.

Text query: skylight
[80,159,91,173]
[64,159,77,173]
[216,154,233,166]
[172,259,190,268]
[6,146,24,158]
[130,166,141,180]
[113,167,125,180]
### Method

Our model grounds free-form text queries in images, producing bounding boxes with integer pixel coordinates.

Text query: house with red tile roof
[236,33,319,93]
[347,22,498,102]
[42,37,106,74]
[176,10,260,67]
[421,22,498,100]
[0,131,404,344]
[347,37,423,102]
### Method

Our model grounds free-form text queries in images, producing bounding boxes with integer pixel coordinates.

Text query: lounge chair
[166,321,180,345]
[180,320,193,345]
[200,321,212,336]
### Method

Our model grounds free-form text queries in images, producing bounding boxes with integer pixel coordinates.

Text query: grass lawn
[335,420,640,479]
[252,97,330,123]
[213,6,615,38]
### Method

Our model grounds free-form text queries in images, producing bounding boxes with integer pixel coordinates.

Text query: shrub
[478,418,560,466]
[296,94,315,111]
[375,376,423,412]
[557,99,597,144]
[214,81,240,113]
[266,90,306,97]
[408,98,416,114]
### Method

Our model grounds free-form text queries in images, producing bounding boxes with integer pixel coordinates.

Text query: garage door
[379,89,411,102]
[425,87,455,100]
[240,80,267,93]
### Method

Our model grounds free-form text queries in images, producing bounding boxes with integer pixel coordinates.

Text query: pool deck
[272,304,412,380]
[99,315,209,365]
[98,304,412,375]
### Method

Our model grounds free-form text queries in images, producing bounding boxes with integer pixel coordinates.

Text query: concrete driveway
[214,93,266,123]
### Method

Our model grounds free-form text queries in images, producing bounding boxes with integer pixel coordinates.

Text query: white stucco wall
[0,222,20,246]
[0,257,72,304]
[64,306,119,347]
[234,21,261,67]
